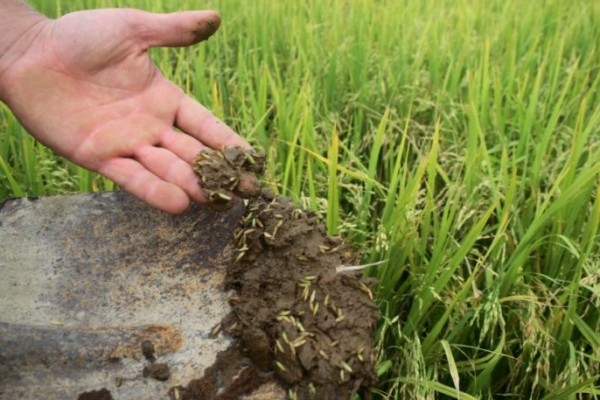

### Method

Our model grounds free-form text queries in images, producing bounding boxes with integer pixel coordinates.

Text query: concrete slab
[0,192,284,399]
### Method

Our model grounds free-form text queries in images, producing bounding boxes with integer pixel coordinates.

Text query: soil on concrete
[169,345,273,400]
[77,388,114,400]
[188,148,379,399]
[141,339,156,362]
[143,363,171,381]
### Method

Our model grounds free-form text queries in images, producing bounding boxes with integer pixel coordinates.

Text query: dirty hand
[0,5,250,213]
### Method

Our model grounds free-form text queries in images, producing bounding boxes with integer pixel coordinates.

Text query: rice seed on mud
[308,382,316,395]
[288,389,297,400]
[275,339,285,353]
[210,323,222,337]
[319,350,329,360]
[217,192,232,201]
[288,341,296,355]
[244,153,256,165]
[318,245,330,253]
[309,289,316,304]
[311,302,319,316]
[235,251,246,262]
[328,301,337,312]
[275,361,287,371]
[359,281,374,301]
[292,338,307,348]
[276,314,291,323]
[324,294,330,306]
[242,213,253,223]
[291,209,303,219]
[341,361,353,373]
[272,220,283,236]
[356,346,365,362]
[328,245,342,253]
[236,234,246,246]
[340,369,346,382]
[298,331,313,340]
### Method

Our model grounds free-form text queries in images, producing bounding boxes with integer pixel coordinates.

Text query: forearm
[0,1,49,96]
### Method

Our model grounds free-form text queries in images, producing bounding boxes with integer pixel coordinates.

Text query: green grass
[2,0,599,398]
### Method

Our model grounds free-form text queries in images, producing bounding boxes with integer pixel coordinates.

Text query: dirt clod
[169,346,272,400]
[191,147,379,399]
[77,388,114,400]
[143,363,171,381]
[193,147,265,208]
[141,339,156,362]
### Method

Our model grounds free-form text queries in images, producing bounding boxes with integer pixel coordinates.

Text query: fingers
[159,130,207,165]
[131,10,221,48]
[99,158,191,214]
[134,145,206,203]
[175,96,251,150]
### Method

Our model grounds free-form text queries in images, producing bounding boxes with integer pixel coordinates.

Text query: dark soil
[77,388,114,400]
[143,363,170,381]
[169,345,273,400]
[188,148,379,400]
[141,339,156,362]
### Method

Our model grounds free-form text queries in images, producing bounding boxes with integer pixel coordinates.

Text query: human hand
[0,7,250,213]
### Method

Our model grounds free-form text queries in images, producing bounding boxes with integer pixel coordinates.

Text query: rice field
[1,0,599,398]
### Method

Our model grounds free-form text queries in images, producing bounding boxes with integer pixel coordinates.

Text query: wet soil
[77,388,114,400]
[169,345,273,400]
[188,148,379,399]
[141,339,156,362]
[143,363,171,381]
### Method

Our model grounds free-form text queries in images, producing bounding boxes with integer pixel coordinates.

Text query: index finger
[174,95,251,150]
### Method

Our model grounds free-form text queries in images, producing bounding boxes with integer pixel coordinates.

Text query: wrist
[0,2,50,99]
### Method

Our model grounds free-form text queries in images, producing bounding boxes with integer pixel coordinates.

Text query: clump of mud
[77,388,114,400]
[192,148,379,399]
[143,363,170,381]
[193,147,264,207]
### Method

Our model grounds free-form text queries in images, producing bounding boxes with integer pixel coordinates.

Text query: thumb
[133,10,221,48]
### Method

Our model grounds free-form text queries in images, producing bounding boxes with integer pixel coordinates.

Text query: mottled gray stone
[0,192,284,399]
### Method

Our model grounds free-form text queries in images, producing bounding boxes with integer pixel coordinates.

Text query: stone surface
[0,191,285,400]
